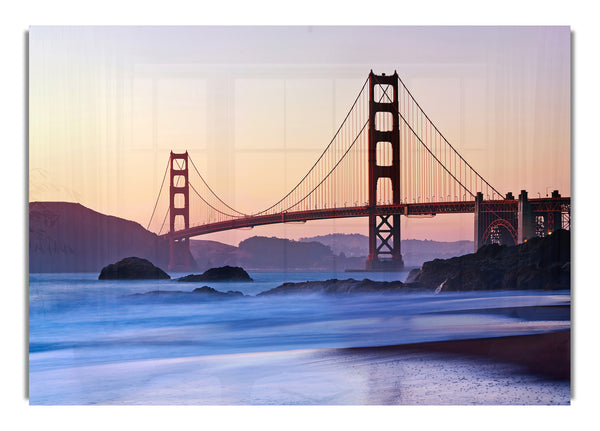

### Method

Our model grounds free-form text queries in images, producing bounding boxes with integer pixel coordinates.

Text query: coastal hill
[30,201,480,273]
[299,233,474,267]
[187,240,238,269]
[29,202,171,272]
[190,236,364,271]
[191,234,476,271]
[299,233,367,258]
[29,202,353,273]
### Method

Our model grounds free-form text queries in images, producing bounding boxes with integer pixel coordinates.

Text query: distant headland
[29,201,474,273]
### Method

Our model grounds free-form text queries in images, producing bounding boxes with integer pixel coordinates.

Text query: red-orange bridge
[147,72,570,271]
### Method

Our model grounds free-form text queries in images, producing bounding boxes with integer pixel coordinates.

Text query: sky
[28,26,571,244]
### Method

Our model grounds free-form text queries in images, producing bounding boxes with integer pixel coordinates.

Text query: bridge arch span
[480,218,518,247]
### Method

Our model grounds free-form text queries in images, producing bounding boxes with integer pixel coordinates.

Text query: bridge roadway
[161,196,569,241]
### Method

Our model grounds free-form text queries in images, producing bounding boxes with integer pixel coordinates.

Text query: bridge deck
[161,197,569,241]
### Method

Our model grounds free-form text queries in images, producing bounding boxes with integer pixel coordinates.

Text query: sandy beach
[29,329,570,405]
[343,329,571,381]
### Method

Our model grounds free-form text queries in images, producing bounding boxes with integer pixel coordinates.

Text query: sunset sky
[28,26,571,244]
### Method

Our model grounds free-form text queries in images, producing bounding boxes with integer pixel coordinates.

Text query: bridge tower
[168,151,193,271]
[366,71,404,270]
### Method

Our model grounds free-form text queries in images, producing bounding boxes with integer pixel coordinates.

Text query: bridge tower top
[169,151,190,234]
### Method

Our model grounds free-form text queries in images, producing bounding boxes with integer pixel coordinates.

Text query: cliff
[29,202,172,272]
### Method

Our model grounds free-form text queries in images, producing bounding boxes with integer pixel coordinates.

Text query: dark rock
[192,286,245,297]
[177,266,253,282]
[258,278,410,296]
[406,229,570,292]
[131,286,244,298]
[98,257,170,280]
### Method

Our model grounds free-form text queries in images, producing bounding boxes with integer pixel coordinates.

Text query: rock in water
[192,286,245,297]
[177,266,253,282]
[258,278,408,295]
[98,257,170,280]
[130,286,245,298]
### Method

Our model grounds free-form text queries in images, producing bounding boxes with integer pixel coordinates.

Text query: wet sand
[341,329,571,381]
[30,329,570,405]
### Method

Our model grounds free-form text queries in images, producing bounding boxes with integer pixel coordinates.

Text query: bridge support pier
[518,189,564,242]
[366,214,404,270]
[546,190,563,234]
[473,192,484,252]
[518,190,535,243]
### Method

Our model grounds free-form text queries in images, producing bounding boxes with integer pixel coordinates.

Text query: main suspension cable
[146,157,170,230]
[373,76,475,199]
[282,119,369,212]
[253,77,369,215]
[188,180,248,219]
[188,155,247,216]
[396,75,503,198]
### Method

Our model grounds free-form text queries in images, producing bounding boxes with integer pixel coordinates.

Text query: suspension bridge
[147,71,571,271]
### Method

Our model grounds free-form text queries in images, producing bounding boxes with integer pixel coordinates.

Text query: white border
[5,1,598,430]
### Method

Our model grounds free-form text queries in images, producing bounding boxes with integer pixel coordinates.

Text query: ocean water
[28,271,570,405]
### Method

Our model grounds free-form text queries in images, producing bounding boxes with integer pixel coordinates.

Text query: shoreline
[338,329,571,381]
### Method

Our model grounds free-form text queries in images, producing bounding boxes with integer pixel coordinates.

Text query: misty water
[29,271,570,404]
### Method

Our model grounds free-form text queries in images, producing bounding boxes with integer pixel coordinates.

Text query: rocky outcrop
[191,286,245,297]
[177,266,253,282]
[258,278,408,296]
[258,230,571,295]
[98,257,170,280]
[405,229,570,292]
[133,285,244,298]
